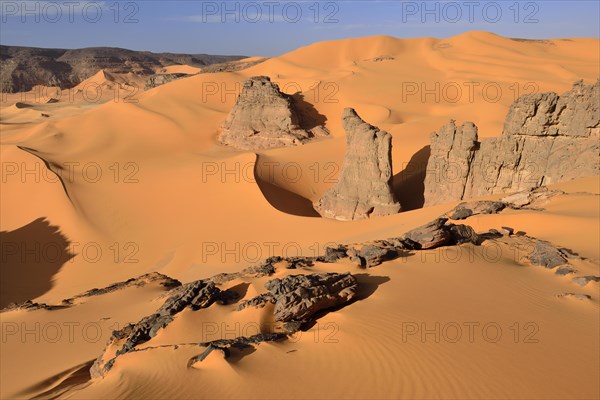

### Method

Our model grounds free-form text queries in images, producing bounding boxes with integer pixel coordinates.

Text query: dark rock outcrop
[219,76,328,150]
[424,80,600,206]
[198,57,268,74]
[314,108,401,220]
[91,280,220,378]
[209,260,276,285]
[144,73,191,90]
[239,273,358,323]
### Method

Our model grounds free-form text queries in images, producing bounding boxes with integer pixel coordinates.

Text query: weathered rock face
[424,121,479,206]
[424,79,600,206]
[314,108,401,220]
[219,76,327,150]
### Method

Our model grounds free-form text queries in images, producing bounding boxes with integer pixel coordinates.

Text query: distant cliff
[0,45,246,92]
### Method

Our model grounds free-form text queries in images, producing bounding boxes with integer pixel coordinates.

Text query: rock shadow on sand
[392,145,430,211]
[290,92,328,132]
[255,170,320,218]
[0,217,74,308]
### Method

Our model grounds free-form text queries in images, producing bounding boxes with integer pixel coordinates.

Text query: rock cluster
[314,108,401,220]
[219,76,328,150]
[424,79,600,206]
[86,204,597,378]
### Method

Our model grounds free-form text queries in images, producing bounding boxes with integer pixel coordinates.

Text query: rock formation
[424,79,600,206]
[314,108,401,220]
[218,76,328,150]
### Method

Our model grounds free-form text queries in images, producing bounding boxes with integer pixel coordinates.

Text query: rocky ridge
[424,79,600,206]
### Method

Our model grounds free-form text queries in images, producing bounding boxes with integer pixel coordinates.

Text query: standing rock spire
[314,108,401,220]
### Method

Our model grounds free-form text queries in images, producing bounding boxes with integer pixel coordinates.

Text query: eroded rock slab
[501,187,565,209]
[314,108,401,220]
[445,200,507,220]
[527,241,568,269]
[401,218,453,249]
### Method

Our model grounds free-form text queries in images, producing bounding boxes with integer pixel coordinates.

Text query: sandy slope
[0,32,598,399]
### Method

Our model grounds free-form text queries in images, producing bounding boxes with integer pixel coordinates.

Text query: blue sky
[1,1,599,56]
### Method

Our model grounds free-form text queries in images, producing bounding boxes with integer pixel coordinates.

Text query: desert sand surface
[1,32,599,399]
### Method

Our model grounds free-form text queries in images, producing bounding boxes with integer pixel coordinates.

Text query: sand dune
[0,32,598,399]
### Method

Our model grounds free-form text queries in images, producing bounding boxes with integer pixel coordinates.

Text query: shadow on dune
[352,274,391,302]
[0,218,74,308]
[392,145,430,211]
[221,282,250,305]
[17,146,75,204]
[291,92,328,132]
[255,174,320,218]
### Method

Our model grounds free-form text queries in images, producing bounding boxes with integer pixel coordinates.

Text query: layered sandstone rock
[219,76,327,150]
[314,108,401,220]
[424,79,600,206]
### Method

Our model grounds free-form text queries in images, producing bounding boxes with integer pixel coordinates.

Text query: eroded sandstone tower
[314,108,401,220]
